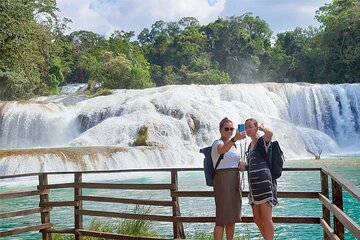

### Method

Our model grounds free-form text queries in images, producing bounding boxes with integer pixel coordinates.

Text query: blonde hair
[245,118,258,127]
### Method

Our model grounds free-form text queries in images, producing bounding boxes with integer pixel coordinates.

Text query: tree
[204,14,272,83]
[270,27,318,82]
[99,51,153,89]
[315,0,360,83]
[0,0,64,99]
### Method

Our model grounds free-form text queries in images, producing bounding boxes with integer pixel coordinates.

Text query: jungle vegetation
[0,0,359,100]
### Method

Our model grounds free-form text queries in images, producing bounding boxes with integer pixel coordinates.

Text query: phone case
[238,124,245,132]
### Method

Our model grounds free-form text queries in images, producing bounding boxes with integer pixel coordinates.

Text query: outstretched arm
[217,131,246,154]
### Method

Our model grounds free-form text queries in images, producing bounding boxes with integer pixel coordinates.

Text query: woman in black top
[245,118,277,240]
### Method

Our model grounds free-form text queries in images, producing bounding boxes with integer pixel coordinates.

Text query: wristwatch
[230,137,236,143]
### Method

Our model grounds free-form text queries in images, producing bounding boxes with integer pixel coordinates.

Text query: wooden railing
[1,167,359,239]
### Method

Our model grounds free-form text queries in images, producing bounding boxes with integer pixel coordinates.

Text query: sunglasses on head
[224,127,235,131]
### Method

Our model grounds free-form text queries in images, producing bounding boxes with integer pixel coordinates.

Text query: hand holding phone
[238,123,245,132]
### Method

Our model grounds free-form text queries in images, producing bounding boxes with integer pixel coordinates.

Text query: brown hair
[245,118,258,127]
[219,117,233,130]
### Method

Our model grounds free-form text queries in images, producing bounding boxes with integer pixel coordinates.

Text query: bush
[133,125,148,146]
[0,70,37,100]
[90,88,112,97]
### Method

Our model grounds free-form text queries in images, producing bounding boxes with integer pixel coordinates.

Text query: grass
[191,227,251,240]
[52,205,158,240]
[51,205,256,240]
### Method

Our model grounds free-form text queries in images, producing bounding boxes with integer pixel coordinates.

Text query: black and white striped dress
[247,136,278,206]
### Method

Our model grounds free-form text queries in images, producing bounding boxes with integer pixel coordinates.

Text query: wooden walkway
[1,167,359,239]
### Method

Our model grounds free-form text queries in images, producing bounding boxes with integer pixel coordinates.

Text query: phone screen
[238,124,245,132]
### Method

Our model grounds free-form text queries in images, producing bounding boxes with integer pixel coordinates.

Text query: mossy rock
[133,126,148,146]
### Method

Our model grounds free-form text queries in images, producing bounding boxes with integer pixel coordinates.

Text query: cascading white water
[0,101,80,148]
[0,83,359,176]
[275,83,360,148]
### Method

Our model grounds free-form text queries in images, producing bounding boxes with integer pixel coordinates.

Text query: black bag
[266,141,285,179]
[200,146,224,186]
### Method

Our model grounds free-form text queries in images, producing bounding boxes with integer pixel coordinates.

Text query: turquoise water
[1,157,359,239]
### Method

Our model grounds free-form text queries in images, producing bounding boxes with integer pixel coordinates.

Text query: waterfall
[1,83,359,176]
[275,83,360,148]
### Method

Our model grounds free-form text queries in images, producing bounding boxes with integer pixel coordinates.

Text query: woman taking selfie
[245,118,277,240]
[211,117,246,240]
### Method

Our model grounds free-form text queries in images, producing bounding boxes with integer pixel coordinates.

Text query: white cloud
[57,0,225,36]
[56,0,331,37]
[57,0,117,36]
[221,0,331,33]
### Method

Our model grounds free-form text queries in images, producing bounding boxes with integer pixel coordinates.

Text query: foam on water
[1,83,360,175]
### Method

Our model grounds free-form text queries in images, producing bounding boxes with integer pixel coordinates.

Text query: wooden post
[74,173,83,240]
[39,173,51,240]
[171,170,185,239]
[320,170,330,240]
[332,178,344,240]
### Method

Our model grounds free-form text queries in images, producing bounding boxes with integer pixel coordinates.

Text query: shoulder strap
[215,141,236,169]
[213,139,225,170]
[263,137,271,168]
[214,154,224,170]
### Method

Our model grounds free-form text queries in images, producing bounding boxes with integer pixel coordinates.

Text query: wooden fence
[0,167,359,239]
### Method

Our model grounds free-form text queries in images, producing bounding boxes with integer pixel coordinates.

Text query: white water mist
[0,83,359,175]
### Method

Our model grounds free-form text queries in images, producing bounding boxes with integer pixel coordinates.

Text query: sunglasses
[224,127,235,132]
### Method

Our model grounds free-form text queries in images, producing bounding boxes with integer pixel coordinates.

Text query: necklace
[250,136,259,150]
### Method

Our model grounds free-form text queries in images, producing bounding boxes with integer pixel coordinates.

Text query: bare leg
[214,225,224,240]
[252,204,266,237]
[252,203,274,240]
[259,203,274,240]
[225,223,235,240]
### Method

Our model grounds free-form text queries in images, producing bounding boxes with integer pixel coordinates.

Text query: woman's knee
[264,217,274,227]
[253,215,263,226]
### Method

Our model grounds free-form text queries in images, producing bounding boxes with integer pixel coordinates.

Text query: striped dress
[247,136,278,206]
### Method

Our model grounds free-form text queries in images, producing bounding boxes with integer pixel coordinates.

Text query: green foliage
[115,206,156,237]
[0,0,65,99]
[52,205,157,240]
[100,52,132,88]
[192,227,251,240]
[0,70,38,100]
[129,63,154,88]
[314,0,360,83]
[204,14,272,83]
[52,234,73,240]
[1,1,359,100]
[179,65,231,84]
[69,30,106,49]
[86,79,98,93]
[162,65,182,85]
[85,79,113,97]
[89,88,112,98]
[270,27,314,82]
[44,56,65,94]
[133,126,149,146]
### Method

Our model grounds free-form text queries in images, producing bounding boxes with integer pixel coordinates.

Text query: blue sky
[57,0,332,37]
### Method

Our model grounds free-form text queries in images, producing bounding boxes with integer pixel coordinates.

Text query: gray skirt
[213,168,242,226]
